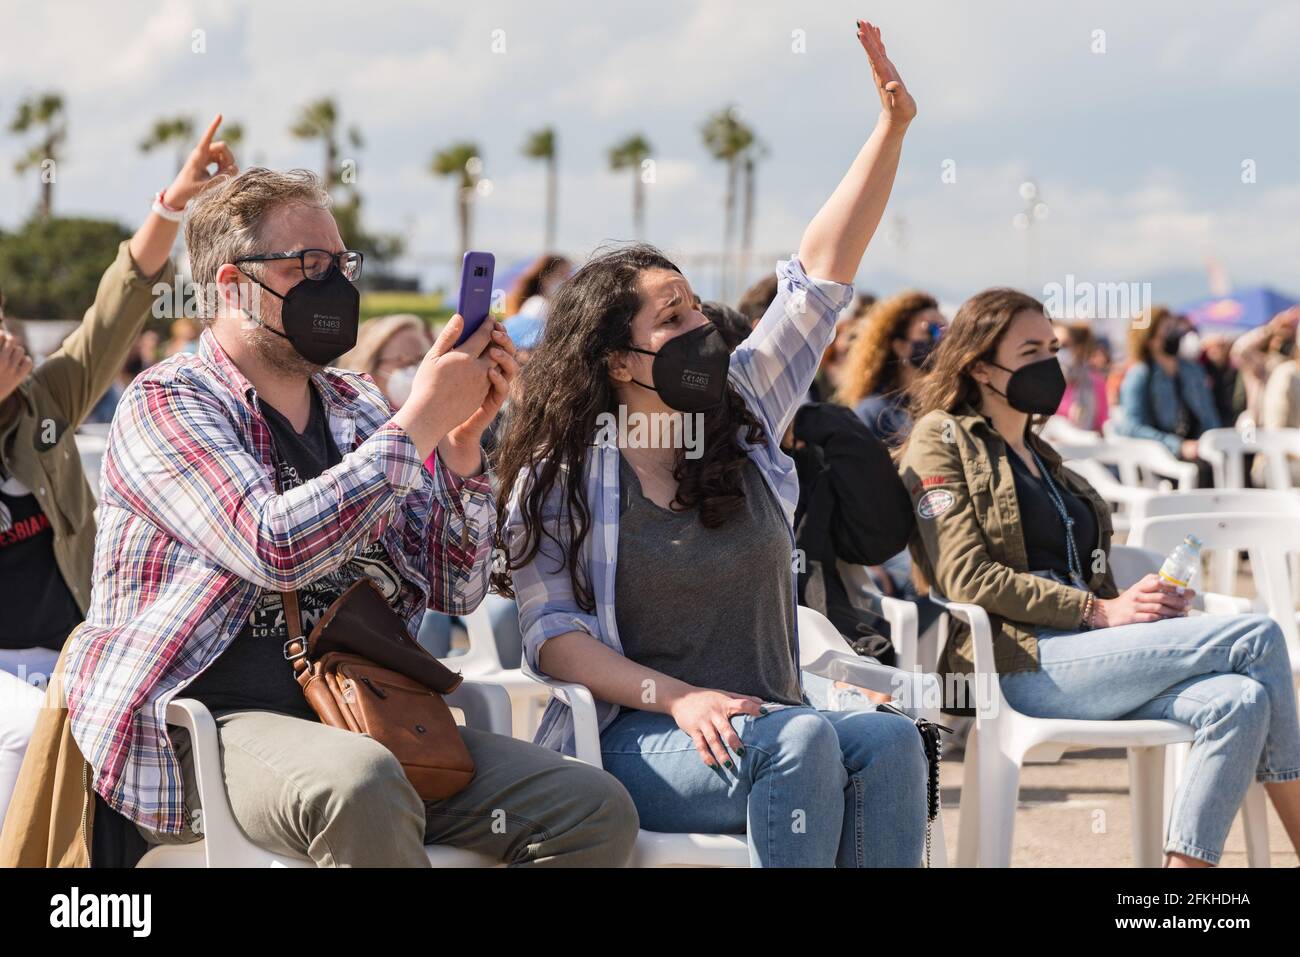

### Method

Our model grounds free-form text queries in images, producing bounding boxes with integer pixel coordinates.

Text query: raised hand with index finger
[162,113,240,210]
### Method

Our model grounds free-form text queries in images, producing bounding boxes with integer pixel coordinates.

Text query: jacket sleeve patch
[916,488,956,520]
[920,475,953,488]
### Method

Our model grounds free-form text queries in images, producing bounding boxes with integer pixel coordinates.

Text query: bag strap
[258,406,310,676]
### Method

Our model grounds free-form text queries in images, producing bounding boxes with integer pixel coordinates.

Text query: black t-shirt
[0,473,83,650]
[185,387,406,719]
[1007,448,1098,581]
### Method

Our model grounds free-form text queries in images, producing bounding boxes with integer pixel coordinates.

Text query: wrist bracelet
[151,189,185,223]
[1080,592,1096,629]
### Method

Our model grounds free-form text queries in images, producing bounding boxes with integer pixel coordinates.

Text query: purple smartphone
[454,251,496,346]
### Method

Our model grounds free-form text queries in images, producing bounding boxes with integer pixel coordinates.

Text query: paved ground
[935,737,1297,867]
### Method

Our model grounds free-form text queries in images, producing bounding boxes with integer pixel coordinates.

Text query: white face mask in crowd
[1179,330,1202,361]
[385,364,419,407]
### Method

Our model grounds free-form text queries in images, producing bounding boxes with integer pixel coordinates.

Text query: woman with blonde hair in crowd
[835,289,942,446]
[337,313,433,409]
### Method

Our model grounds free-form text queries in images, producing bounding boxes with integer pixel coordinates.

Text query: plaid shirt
[67,330,495,833]
[506,256,853,755]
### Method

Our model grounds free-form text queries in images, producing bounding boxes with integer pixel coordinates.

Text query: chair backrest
[1107,544,1163,588]
[795,604,857,669]
[1040,415,1102,446]
[1128,487,1300,525]
[1047,435,1197,490]
[1198,427,1300,489]
[1062,458,1158,511]
[436,604,501,673]
[1128,512,1300,654]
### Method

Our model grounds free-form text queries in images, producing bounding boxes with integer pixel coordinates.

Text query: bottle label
[1158,570,1188,588]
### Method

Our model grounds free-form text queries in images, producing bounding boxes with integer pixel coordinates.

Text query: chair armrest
[838,563,922,673]
[925,591,992,632]
[1200,591,1253,615]
[926,591,999,682]
[801,649,941,722]
[165,698,243,866]
[519,662,605,768]
[445,679,513,737]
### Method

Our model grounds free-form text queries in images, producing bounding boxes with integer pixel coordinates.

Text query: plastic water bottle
[1158,534,1203,593]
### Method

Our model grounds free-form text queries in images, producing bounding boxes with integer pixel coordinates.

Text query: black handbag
[875,700,951,867]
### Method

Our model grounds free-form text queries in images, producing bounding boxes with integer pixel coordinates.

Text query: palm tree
[739,142,766,295]
[431,142,482,264]
[221,122,245,152]
[700,106,754,300]
[608,134,652,241]
[10,92,67,219]
[290,98,362,188]
[139,116,195,170]
[521,127,557,249]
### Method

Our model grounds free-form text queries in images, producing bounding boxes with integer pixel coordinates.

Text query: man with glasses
[64,166,638,866]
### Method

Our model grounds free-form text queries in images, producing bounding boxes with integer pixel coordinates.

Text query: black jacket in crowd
[787,402,914,665]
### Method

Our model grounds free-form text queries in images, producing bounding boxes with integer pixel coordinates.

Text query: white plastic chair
[1198,427,1300,490]
[520,605,949,867]
[1130,512,1300,682]
[1128,488,1300,595]
[438,603,552,741]
[929,543,1268,867]
[73,430,107,498]
[137,681,513,868]
[1050,434,1199,491]
[1060,458,1157,534]
[836,560,930,674]
[1040,415,1103,446]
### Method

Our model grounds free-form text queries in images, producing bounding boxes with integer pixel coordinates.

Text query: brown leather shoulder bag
[282,578,476,801]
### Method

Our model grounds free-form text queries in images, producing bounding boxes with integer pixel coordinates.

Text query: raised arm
[130,114,237,277]
[35,115,237,427]
[797,20,915,283]
[728,21,915,440]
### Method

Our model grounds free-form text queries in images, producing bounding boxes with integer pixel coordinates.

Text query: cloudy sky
[1,0,1298,307]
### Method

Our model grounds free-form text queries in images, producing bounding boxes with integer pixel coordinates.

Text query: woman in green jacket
[899,287,1300,867]
[0,115,236,833]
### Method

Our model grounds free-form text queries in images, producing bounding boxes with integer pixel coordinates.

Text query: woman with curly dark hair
[493,21,927,867]
[835,289,941,446]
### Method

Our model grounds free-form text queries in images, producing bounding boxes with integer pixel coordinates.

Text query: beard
[241,306,323,379]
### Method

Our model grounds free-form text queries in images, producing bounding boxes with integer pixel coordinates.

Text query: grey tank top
[613,453,802,706]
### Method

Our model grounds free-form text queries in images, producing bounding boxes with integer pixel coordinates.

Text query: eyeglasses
[235,248,364,283]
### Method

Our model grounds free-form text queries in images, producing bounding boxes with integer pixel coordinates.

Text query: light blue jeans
[599,704,928,867]
[999,612,1300,865]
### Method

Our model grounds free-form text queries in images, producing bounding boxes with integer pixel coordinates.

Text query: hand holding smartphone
[454,251,495,346]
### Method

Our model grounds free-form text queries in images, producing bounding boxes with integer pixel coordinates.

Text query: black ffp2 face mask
[241,266,360,366]
[627,322,731,412]
[987,355,1067,416]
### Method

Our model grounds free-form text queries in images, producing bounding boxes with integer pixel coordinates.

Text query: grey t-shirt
[613,453,802,706]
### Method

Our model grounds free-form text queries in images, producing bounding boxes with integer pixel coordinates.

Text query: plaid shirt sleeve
[727,255,855,444]
[105,373,426,591]
[422,449,495,615]
[505,462,603,676]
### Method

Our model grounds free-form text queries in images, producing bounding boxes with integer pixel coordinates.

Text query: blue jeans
[599,704,928,867]
[999,612,1300,865]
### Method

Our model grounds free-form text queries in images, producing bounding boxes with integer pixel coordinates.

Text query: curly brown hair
[491,244,766,611]
[835,290,938,406]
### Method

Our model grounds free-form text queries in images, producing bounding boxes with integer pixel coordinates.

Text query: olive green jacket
[898,406,1118,681]
[0,241,174,616]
